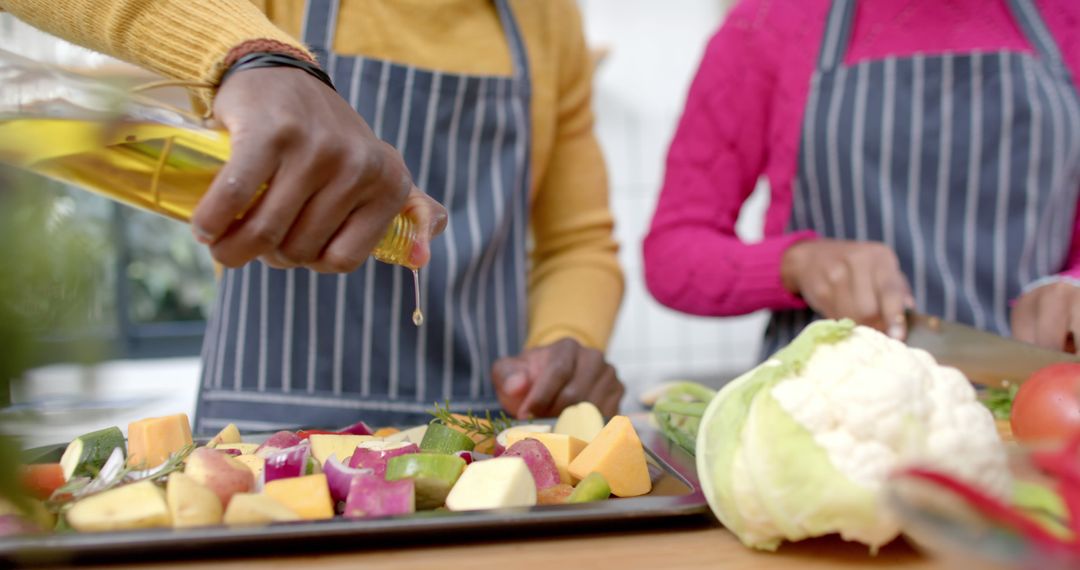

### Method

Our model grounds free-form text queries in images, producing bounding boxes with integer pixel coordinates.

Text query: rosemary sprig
[44,444,195,514]
[428,401,514,442]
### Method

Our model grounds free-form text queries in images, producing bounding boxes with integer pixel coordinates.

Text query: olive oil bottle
[0,116,419,268]
[0,47,425,324]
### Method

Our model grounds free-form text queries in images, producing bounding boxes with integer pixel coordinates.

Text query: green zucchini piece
[59,426,125,480]
[386,453,466,510]
[567,472,611,503]
[419,421,475,454]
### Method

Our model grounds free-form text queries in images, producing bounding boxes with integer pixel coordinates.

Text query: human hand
[1011,280,1080,352]
[491,338,624,419]
[192,67,447,272]
[781,238,914,338]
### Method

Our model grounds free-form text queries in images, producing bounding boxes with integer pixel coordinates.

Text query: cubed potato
[166,472,223,528]
[223,493,300,527]
[66,481,171,532]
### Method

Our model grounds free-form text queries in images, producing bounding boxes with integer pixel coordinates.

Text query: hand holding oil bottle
[0,48,447,274]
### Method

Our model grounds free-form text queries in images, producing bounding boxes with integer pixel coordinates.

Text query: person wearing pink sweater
[644,0,1080,358]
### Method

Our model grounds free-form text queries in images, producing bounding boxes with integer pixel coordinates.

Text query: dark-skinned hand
[193,67,447,272]
[1012,280,1080,352]
[781,238,914,339]
[491,338,624,419]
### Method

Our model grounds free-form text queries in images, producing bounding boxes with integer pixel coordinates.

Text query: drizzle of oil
[411,269,424,327]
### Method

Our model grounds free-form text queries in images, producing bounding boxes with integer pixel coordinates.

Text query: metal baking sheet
[0,418,709,566]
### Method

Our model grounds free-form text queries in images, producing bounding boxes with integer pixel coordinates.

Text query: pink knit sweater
[643,0,1080,317]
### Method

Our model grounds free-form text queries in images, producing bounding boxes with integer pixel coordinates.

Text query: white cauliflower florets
[770,326,1010,497]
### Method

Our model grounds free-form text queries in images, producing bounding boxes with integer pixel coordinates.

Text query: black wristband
[220,52,337,93]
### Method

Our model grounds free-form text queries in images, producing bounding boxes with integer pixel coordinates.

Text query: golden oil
[0,117,420,269]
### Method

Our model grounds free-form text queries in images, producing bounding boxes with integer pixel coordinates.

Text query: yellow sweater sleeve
[524,1,624,351]
[0,0,308,87]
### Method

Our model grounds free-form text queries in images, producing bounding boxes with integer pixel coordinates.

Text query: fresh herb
[428,401,514,443]
[45,444,195,514]
[982,384,1019,421]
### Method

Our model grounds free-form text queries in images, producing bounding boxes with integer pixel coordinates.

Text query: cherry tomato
[1011,363,1080,443]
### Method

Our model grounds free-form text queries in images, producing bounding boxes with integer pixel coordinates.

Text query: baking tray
[0,417,709,566]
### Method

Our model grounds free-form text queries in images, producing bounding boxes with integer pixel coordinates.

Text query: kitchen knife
[904,311,1080,389]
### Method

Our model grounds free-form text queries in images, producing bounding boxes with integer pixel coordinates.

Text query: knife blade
[904,311,1080,389]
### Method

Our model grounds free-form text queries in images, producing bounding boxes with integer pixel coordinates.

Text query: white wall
[579,0,770,407]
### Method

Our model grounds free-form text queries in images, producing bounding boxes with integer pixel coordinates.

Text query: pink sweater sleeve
[1041,0,1080,280]
[643,1,813,317]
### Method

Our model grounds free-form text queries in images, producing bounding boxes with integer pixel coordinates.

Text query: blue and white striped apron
[195,0,531,433]
[763,0,1080,358]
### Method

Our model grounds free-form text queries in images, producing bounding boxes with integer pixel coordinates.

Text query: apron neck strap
[301,0,531,84]
[816,0,856,72]
[816,0,1071,79]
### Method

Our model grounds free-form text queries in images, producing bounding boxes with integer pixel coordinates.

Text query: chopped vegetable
[223,493,299,527]
[59,427,125,481]
[207,423,241,448]
[385,453,466,510]
[344,474,414,519]
[568,416,651,497]
[166,472,222,528]
[65,480,171,532]
[494,425,552,456]
[255,431,302,457]
[295,430,337,440]
[553,402,605,443]
[504,432,586,485]
[537,484,574,505]
[337,420,375,436]
[263,474,334,520]
[420,421,476,454]
[444,457,537,512]
[428,402,513,453]
[567,472,611,503]
[264,442,312,483]
[127,414,192,470]
[502,439,561,490]
[348,442,419,477]
[183,448,254,509]
[21,463,65,501]
[322,454,373,503]
[308,434,375,466]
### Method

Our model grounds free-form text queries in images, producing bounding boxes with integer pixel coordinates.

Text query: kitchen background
[2,0,765,445]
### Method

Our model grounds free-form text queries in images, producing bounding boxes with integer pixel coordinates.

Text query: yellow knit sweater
[0,0,624,351]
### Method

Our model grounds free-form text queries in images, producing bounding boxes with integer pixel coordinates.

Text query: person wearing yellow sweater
[1,0,625,432]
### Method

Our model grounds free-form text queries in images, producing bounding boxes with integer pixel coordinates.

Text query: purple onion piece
[255,431,302,457]
[337,420,374,436]
[323,454,374,503]
[263,441,310,483]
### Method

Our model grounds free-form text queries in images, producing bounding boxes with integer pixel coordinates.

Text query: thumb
[491,357,530,416]
[403,187,448,269]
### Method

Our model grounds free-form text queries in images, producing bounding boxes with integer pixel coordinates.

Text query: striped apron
[194,0,531,434]
[763,0,1080,358]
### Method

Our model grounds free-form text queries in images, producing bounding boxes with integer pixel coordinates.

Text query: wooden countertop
[94,523,945,570]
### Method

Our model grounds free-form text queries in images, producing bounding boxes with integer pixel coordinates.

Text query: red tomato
[21,463,66,501]
[296,429,338,440]
[1011,363,1080,443]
